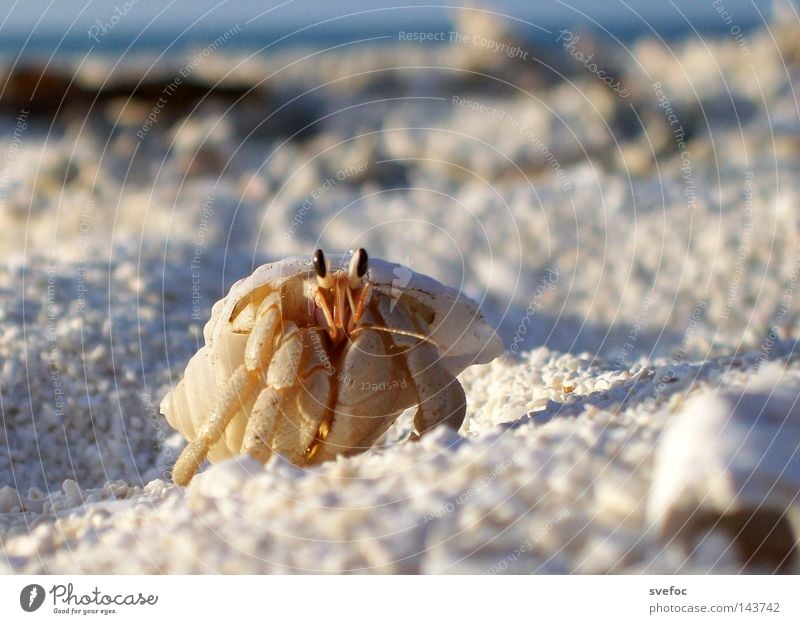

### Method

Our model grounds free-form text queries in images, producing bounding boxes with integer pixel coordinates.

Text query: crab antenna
[345,285,357,320]
[303,323,441,350]
[351,324,443,351]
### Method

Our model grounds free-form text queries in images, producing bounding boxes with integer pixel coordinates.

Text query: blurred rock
[648,364,800,572]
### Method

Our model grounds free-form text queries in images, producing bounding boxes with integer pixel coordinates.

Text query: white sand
[1,17,799,572]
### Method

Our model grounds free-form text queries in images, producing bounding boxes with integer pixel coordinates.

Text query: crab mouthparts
[314,272,368,342]
[333,274,350,332]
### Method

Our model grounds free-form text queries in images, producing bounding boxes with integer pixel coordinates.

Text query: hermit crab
[161,249,503,485]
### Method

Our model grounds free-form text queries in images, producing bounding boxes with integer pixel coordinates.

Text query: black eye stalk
[313,248,334,288]
[348,248,368,289]
[312,248,327,279]
[355,248,368,278]
[314,248,368,289]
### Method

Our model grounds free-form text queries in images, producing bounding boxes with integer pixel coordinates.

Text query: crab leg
[172,364,261,486]
[240,322,304,462]
[241,328,332,464]
[346,282,371,334]
[313,286,338,341]
[242,322,303,462]
[372,295,467,435]
[271,364,331,464]
[244,290,283,372]
[405,346,467,434]
[320,328,407,457]
[241,387,282,463]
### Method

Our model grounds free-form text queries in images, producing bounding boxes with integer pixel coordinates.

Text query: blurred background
[1,0,798,488]
[0,1,775,54]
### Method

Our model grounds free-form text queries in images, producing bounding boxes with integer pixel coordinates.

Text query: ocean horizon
[0,0,775,57]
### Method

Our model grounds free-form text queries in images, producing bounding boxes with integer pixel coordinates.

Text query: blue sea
[0,0,778,57]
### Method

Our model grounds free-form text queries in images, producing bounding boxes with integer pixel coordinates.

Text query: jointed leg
[241,328,331,465]
[241,387,281,463]
[372,296,467,436]
[172,364,261,485]
[313,286,337,341]
[271,365,331,464]
[346,282,371,334]
[244,291,283,372]
[406,344,467,435]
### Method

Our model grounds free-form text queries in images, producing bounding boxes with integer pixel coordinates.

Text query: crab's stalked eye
[313,249,334,288]
[312,249,326,278]
[356,248,369,277]
[347,248,369,288]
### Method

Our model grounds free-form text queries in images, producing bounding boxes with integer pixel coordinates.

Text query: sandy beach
[1,9,799,573]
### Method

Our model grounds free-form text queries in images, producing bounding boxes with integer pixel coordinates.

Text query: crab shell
[162,253,504,464]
